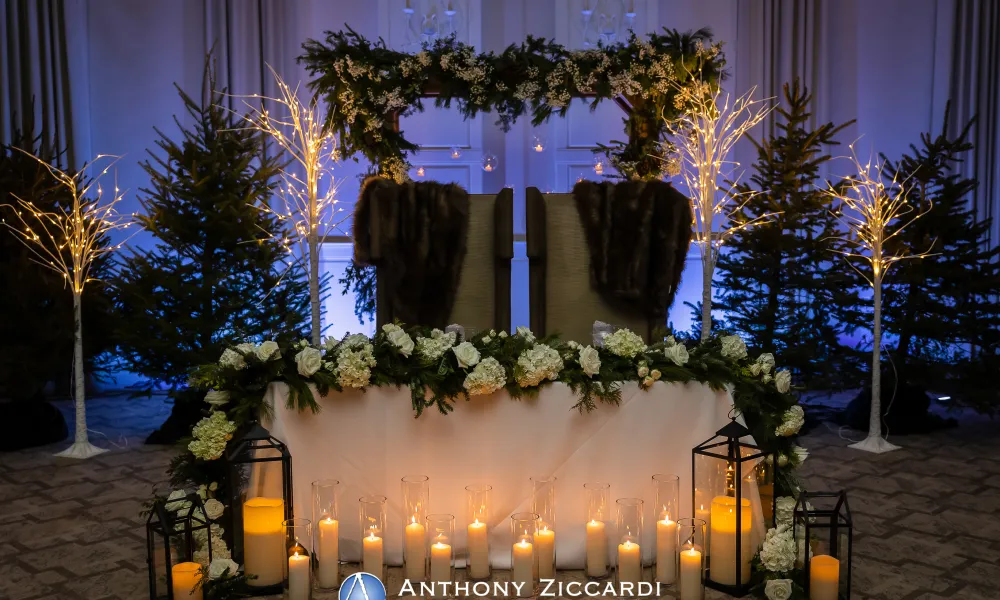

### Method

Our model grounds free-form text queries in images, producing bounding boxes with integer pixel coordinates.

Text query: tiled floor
[1,395,997,600]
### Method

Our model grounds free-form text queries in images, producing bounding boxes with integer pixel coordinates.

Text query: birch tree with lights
[822,147,933,454]
[1,154,133,459]
[238,68,343,346]
[666,81,774,340]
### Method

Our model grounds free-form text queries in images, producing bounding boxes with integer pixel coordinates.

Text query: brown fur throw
[354,177,470,328]
[573,180,693,319]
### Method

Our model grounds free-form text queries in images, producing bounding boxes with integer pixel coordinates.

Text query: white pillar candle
[708,496,751,586]
[467,520,490,578]
[512,539,534,596]
[171,562,203,600]
[404,517,426,580]
[363,528,384,580]
[288,549,311,600]
[678,547,703,600]
[655,518,677,583]
[585,520,608,577]
[430,539,452,582]
[243,498,285,587]
[317,516,339,588]
[617,540,641,585]
[809,555,840,600]
[535,526,555,579]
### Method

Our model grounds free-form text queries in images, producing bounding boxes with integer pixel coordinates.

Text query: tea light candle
[404,517,426,580]
[535,526,555,579]
[617,539,641,585]
[809,554,840,600]
[243,497,285,587]
[585,520,608,577]
[317,516,339,588]
[288,548,311,600]
[708,496,751,586]
[655,516,677,583]
[363,527,384,579]
[467,519,490,578]
[678,547,703,600]
[512,538,534,596]
[430,537,452,582]
[171,562,203,600]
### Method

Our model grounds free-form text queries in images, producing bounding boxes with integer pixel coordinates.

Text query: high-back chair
[526,187,655,344]
[372,188,514,333]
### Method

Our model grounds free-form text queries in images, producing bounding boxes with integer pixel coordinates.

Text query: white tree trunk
[700,251,714,341]
[54,292,107,459]
[309,227,321,347]
[850,280,900,454]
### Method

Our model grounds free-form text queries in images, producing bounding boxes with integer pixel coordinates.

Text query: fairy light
[233,66,346,345]
[665,78,775,339]
[0,152,133,295]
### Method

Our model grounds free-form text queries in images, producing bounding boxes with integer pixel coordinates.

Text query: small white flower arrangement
[415,329,457,361]
[515,344,564,387]
[602,328,647,358]
[336,342,376,389]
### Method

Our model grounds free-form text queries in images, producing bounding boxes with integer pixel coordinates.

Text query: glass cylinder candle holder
[284,519,312,600]
[465,484,492,580]
[359,495,387,582]
[311,479,341,590]
[402,475,430,582]
[530,477,556,581]
[584,482,611,579]
[615,498,644,590]
[677,518,706,600]
[426,514,456,586]
[510,512,539,597]
[652,474,680,584]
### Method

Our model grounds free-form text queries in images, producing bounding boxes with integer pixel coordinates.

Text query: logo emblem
[340,572,386,600]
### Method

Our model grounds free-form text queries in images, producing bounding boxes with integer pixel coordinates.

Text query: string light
[233,66,346,345]
[664,78,775,339]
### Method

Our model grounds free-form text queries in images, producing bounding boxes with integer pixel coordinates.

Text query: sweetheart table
[257,380,765,569]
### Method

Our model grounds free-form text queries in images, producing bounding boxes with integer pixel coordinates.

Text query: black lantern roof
[692,416,766,462]
[225,422,290,462]
[794,491,852,527]
[146,492,212,534]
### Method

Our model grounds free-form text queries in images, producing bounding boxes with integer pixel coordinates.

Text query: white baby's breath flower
[204,390,230,407]
[664,343,689,366]
[775,405,805,437]
[256,341,281,361]
[295,347,323,377]
[453,342,481,369]
[578,346,601,377]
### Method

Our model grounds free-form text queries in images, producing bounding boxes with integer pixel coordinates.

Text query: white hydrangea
[515,344,564,387]
[775,369,792,393]
[452,342,481,369]
[463,357,507,396]
[382,324,415,357]
[295,347,323,377]
[602,328,647,358]
[256,341,281,361]
[720,335,747,360]
[578,346,601,377]
[188,412,236,461]
[664,343,689,366]
[415,329,457,361]
[775,496,796,527]
[759,525,796,572]
[218,349,246,370]
[775,405,805,437]
[336,343,376,389]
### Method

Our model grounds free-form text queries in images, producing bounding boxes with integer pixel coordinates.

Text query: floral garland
[162,325,812,597]
[300,27,725,181]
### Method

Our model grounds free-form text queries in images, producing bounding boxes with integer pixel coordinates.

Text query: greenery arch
[300,26,725,181]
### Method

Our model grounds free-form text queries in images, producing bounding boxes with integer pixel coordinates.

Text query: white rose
[756,353,775,374]
[452,342,481,368]
[792,445,809,465]
[498,330,508,338]
[516,326,536,343]
[204,498,225,520]
[764,579,793,600]
[664,335,677,346]
[208,557,239,580]
[256,341,280,361]
[295,347,323,377]
[578,346,601,377]
[777,454,789,467]
[642,376,654,388]
[664,343,689,366]
[383,325,415,357]
[775,405,805,437]
[720,335,748,360]
[775,369,792,393]
[218,349,245,370]
[204,390,230,406]
[637,365,649,378]
[650,369,661,380]
[235,342,255,354]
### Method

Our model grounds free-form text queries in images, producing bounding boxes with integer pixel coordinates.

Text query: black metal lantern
[146,493,213,599]
[794,491,852,600]
[226,422,293,596]
[692,416,777,596]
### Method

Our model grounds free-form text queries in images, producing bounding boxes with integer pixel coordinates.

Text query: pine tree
[0,124,114,401]
[716,80,859,388]
[878,106,1000,410]
[113,58,308,439]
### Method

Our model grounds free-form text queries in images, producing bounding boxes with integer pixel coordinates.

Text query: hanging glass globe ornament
[450,146,462,159]
[531,134,546,153]
[482,153,498,173]
[593,155,606,176]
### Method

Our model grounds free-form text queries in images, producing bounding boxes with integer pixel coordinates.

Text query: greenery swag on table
[158,324,810,597]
